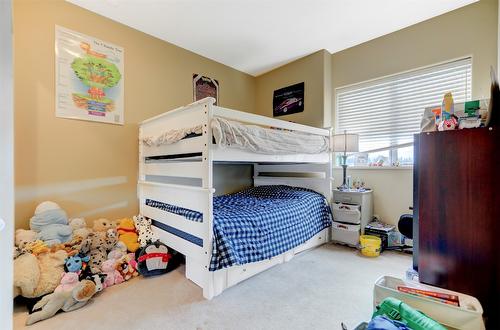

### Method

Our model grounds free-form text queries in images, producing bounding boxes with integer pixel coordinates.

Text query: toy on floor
[30,201,73,246]
[133,214,158,247]
[25,279,97,326]
[50,234,84,256]
[116,253,138,281]
[14,246,23,259]
[13,250,68,298]
[80,229,118,274]
[15,229,37,249]
[54,272,80,293]
[107,244,126,261]
[104,228,118,249]
[116,218,140,252]
[101,259,124,288]
[69,218,92,239]
[64,253,91,277]
[373,297,446,330]
[23,240,50,256]
[80,232,108,274]
[136,240,172,277]
[86,274,107,293]
[92,218,114,234]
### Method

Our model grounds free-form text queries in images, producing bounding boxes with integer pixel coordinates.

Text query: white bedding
[142,118,329,155]
[142,125,203,147]
[211,118,329,154]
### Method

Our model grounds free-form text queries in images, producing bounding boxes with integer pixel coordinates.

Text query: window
[336,58,472,166]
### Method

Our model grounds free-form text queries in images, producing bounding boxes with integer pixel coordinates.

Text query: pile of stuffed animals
[13,201,167,325]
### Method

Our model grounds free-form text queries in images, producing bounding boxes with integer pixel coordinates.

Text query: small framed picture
[273,82,304,117]
[193,74,219,105]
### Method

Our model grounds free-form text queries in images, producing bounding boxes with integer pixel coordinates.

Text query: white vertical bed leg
[203,271,215,300]
[203,100,217,300]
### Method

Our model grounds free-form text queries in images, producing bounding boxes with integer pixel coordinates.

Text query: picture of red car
[273,82,304,117]
[275,97,303,114]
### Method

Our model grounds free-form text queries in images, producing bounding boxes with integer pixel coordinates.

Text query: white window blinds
[336,58,472,152]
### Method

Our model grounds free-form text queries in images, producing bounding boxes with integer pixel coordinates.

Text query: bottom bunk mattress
[210,185,332,271]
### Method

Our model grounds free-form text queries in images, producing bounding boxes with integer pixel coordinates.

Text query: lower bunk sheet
[210,185,332,271]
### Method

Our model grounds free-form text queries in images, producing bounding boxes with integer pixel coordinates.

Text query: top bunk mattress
[212,118,329,154]
[210,185,332,271]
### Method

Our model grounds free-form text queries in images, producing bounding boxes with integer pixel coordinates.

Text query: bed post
[138,126,145,215]
[202,99,216,299]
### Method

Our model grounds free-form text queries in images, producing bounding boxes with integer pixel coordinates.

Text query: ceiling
[68,0,478,76]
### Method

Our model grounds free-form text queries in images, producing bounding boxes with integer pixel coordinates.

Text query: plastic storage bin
[332,202,361,224]
[373,276,484,330]
[331,222,360,246]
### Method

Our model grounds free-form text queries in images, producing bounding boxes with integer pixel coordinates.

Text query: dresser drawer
[332,202,361,224]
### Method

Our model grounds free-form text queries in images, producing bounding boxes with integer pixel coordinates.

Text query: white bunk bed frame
[138,97,332,299]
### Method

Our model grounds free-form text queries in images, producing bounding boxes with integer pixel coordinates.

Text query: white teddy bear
[15,229,38,248]
[68,218,92,239]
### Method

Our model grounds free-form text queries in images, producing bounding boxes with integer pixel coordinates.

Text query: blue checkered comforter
[209,185,332,271]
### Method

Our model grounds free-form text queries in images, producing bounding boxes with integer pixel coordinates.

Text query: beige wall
[331,0,498,225]
[332,168,413,225]
[14,0,256,228]
[255,50,331,128]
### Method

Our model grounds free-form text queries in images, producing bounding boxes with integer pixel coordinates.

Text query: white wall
[0,0,14,327]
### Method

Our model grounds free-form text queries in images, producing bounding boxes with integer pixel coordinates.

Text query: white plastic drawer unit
[332,202,361,224]
[333,191,362,204]
[332,189,373,233]
[331,222,360,247]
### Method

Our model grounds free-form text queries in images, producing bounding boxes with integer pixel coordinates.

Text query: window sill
[333,166,413,171]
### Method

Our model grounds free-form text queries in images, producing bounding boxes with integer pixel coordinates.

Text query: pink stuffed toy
[54,272,79,293]
[101,259,124,288]
[116,253,139,282]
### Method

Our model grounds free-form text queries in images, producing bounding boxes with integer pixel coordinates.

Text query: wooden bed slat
[143,204,208,240]
[143,161,204,179]
[138,181,213,214]
[142,136,205,158]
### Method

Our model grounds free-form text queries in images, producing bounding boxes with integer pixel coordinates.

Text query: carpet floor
[13,244,411,330]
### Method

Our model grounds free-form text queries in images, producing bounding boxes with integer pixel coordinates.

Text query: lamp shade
[332,132,359,152]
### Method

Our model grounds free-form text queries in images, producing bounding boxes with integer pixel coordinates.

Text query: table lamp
[332,130,359,190]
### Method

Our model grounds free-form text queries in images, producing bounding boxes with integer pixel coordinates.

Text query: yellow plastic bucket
[359,235,381,257]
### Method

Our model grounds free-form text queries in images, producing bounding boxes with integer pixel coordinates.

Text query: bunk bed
[138,97,332,299]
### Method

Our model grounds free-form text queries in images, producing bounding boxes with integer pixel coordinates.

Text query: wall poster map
[56,26,124,125]
[193,74,219,105]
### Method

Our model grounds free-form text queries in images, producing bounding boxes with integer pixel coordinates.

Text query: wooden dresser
[413,127,499,328]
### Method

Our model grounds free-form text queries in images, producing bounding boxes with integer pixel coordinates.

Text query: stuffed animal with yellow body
[116,218,140,252]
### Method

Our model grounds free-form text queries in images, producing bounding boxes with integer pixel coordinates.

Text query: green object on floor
[373,297,446,330]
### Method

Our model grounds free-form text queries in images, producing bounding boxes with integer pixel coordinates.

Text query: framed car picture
[193,74,219,105]
[273,82,304,117]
